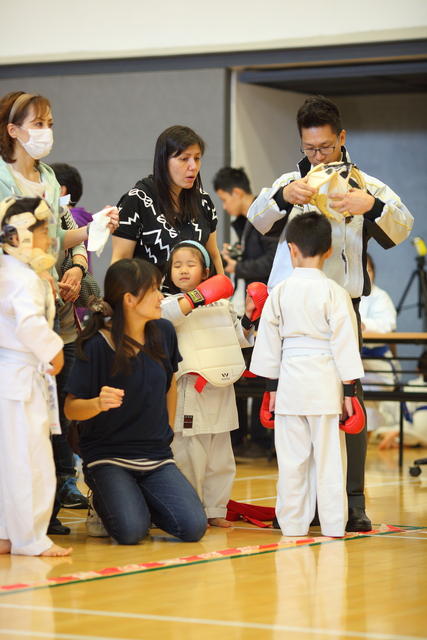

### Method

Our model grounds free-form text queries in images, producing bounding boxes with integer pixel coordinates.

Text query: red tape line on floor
[0,524,424,595]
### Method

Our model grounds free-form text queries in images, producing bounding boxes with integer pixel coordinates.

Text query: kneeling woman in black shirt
[64,259,207,544]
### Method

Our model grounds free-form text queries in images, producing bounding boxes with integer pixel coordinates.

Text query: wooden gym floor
[0,444,426,640]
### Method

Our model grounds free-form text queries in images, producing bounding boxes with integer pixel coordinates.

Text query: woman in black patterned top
[112,126,223,288]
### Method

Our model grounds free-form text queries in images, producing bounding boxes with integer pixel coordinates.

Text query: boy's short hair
[49,163,83,206]
[285,211,332,257]
[213,167,251,194]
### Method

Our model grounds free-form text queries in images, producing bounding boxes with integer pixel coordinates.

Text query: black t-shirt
[65,319,181,464]
[114,175,217,271]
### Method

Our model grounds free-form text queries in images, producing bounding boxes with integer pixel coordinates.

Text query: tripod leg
[419,268,427,332]
[396,270,417,315]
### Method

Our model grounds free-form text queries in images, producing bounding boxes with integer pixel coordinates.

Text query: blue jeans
[85,462,207,545]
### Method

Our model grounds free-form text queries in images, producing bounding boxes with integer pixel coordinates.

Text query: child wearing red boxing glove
[161,241,255,527]
[250,213,365,538]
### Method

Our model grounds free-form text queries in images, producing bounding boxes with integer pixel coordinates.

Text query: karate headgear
[0,196,57,273]
[306,162,366,222]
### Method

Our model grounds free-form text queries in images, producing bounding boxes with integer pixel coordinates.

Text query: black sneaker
[47,518,71,535]
[346,506,372,532]
[59,477,89,509]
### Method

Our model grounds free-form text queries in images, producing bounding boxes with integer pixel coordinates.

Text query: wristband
[343,381,356,396]
[241,314,254,330]
[67,262,87,278]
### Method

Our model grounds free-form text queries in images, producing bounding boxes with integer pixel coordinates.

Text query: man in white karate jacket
[247,96,413,532]
[251,212,364,537]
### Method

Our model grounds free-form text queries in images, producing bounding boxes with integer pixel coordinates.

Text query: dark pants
[346,299,368,509]
[85,462,207,545]
[52,341,76,476]
[50,341,76,525]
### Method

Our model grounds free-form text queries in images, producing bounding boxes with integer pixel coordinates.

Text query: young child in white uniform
[0,196,71,556]
[360,253,399,432]
[161,241,254,527]
[250,212,364,538]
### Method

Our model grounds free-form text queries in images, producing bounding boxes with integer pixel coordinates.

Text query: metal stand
[396,256,427,332]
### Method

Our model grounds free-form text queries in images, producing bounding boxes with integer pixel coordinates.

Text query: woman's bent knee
[113,525,149,545]
[179,513,208,542]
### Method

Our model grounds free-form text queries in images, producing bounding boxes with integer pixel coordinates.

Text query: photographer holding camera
[214,167,278,459]
[214,167,278,288]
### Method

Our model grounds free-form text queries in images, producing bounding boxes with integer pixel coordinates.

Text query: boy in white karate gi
[0,196,71,556]
[250,212,364,537]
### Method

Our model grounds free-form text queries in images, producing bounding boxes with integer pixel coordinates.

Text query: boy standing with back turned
[250,212,364,537]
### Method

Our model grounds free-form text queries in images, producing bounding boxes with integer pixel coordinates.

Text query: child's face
[171,247,208,292]
[32,222,51,253]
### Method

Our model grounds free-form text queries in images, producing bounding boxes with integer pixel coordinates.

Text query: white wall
[233,83,306,193]
[1,0,426,64]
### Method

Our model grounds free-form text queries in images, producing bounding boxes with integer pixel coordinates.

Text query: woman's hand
[59,267,82,302]
[103,206,120,234]
[97,386,125,412]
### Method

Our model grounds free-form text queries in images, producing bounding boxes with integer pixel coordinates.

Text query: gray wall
[0,68,228,286]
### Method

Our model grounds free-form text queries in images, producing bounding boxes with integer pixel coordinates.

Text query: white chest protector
[175,300,245,387]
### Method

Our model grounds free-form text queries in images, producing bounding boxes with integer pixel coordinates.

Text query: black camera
[227,242,243,261]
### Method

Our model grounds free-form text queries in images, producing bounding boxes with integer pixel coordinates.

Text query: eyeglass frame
[300,137,341,158]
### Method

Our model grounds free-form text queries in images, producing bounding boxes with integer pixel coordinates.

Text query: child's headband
[173,240,211,269]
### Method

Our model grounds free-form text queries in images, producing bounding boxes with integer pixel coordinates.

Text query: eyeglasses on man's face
[300,137,340,158]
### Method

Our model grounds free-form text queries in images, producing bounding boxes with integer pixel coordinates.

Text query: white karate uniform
[162,295,252,518]
[250,268,364,537]
[0,254,63,555]
[360,284,399,430]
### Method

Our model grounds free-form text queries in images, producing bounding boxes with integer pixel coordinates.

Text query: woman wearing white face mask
[0,91,120,536]
[0,91,119,256]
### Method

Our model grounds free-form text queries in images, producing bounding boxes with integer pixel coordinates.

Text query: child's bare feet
[40,543,72,557]
[208,517,233,528]
[0,539,11,554]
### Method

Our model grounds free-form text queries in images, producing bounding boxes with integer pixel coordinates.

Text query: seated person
[361,254,399,433]
[375,350,427,450]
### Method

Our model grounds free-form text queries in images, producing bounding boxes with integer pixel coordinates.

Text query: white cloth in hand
[87,207,115,256]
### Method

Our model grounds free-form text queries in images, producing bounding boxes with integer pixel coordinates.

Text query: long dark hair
[77,259,165,375]
[153,125,205,227]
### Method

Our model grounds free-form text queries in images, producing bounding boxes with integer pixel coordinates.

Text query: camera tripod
[396,255,427,332]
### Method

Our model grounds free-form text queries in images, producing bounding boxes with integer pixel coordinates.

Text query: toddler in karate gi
[250,212,364,538]
[0,196,71,556]
[161,241,255,527]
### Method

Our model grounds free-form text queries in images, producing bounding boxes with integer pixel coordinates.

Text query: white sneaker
[86,492,109,537]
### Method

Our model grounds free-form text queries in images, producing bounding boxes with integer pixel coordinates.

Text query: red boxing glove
[340,383,365,435]
[184,274,234,309]
[247,282,268,322]
[260,392,275,429]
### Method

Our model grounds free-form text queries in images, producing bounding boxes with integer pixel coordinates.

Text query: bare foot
[0,539,11,554]
[40,543,72,557]
[208,517,233,528]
